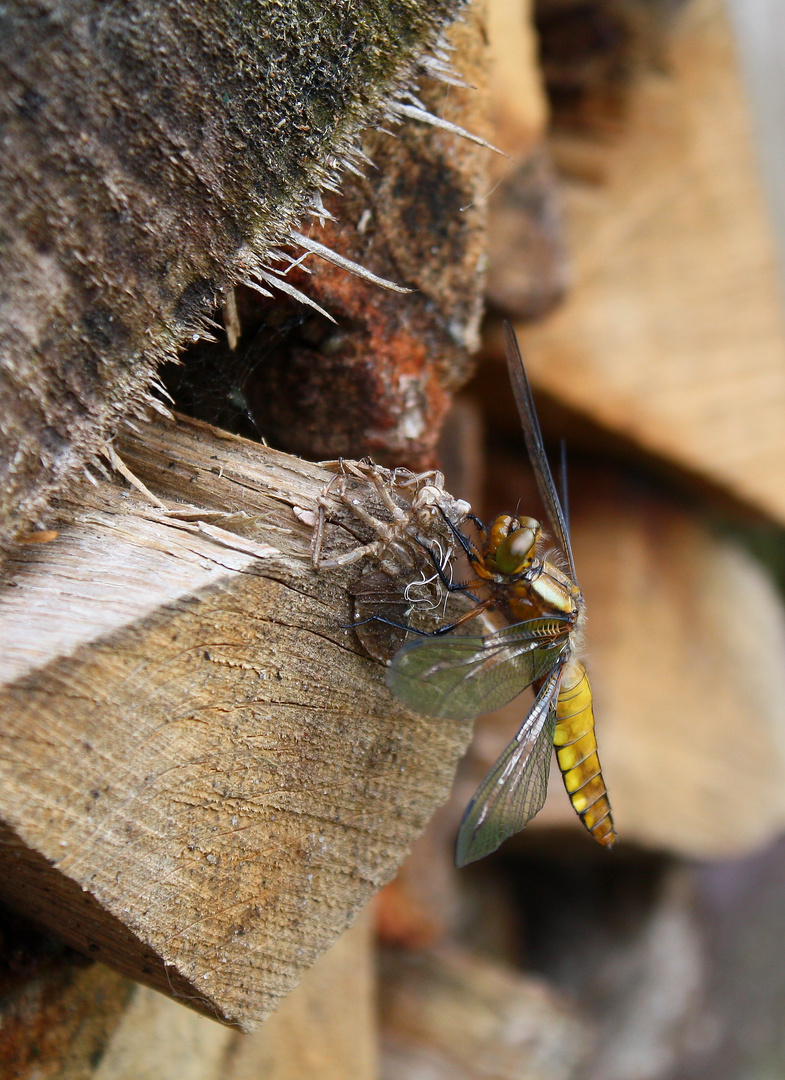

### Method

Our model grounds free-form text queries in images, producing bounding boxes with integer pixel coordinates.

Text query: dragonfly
[386,322,616,866]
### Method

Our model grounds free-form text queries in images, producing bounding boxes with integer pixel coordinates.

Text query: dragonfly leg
[414,510,494,595]
[436,509,497,585]
[416,535,488,594]
[465,513,487,538]
[438,508,484,561]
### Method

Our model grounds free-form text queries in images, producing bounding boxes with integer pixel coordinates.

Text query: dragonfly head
[488,515,542,576]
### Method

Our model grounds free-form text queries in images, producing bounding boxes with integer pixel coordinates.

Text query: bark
[0,0,469,550]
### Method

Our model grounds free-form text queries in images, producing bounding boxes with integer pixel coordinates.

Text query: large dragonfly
[386,323,616,866]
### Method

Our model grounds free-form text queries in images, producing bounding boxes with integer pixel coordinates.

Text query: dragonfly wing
[503,321,576,580]
[350,571,414,662]
[455,662,563,866]
[387,619,568,720]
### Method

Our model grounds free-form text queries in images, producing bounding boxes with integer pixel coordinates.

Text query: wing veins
[455,659,565,866]
[388,618,569,719]
[503,321,577,580]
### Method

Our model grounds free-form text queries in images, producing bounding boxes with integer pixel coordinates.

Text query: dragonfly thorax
[505,557,582,626]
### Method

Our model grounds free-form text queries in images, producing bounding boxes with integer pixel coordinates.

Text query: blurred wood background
[3,0,785,1076]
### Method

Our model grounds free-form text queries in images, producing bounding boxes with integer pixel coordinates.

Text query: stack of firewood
[2,0,784,1077]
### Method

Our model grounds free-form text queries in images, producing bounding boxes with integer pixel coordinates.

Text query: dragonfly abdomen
[553,660,616,847]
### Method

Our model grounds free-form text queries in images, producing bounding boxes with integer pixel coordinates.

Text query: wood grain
[0,0,469,551]
[517,0,785,523]
[0,413,475,1030]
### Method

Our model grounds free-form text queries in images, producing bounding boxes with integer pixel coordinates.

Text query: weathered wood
[379,945,591,1079]
[0,413,476,1030]
[82,909,376,1080]
[0,0,470,551]
[226,7,491,471]
[515,0,785,523]
[0,909,375,1079]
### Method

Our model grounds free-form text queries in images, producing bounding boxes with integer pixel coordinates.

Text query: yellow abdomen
[553,660,616,847]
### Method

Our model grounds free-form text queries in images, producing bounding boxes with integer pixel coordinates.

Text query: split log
[0,0,472,551]
[516,0,785,523]
[0,413,476,1030]
[379,945,591,1079]
[215,6,491,472]
[0,905,375,1079]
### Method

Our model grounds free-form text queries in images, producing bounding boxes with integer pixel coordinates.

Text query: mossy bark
[0,0,468,550]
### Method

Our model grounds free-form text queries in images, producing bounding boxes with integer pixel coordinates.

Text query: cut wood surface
[515,0,785,524]
[0,413,476,1030]
[0,907,375,1080]
[90,909,376,1080]
[379,945,590,1079]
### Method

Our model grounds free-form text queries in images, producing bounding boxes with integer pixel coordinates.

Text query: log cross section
[0,414,475,1030]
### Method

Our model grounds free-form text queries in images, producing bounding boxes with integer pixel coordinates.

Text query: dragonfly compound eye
[495,523,539,575]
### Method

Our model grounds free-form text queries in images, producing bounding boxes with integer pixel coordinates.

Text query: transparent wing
[387,618,570,720]
[503,321,576,580]
[350,571,414,662]
[455,662,564,866]
[351,571,481,663]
